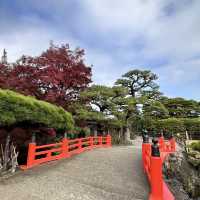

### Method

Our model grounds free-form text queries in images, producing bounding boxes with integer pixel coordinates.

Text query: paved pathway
[0,138,149,200]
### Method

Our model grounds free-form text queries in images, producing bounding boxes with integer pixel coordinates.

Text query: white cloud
[0,0,200,99]
[85,49,123,85]
[0,17,80,62]
[80,0,200,99]
[156,58,200,85]
[81,0,200,60]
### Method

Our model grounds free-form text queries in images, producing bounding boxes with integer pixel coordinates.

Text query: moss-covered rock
[187,154,200,167]
[190,141,200,152]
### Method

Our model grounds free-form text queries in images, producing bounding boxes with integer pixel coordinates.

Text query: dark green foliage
[80,85,115,113]
[155,118,185,133]
[115,69,159,97]
[160,97,200,118]
[182,118,200,132]
[151,118,200,135]
[0,89,74,130]
[141,116,157,131]
[143,100,169,119]
[190,141,200,152]
[78,85,130,128]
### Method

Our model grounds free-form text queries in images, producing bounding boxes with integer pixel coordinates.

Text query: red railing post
[62,138,70,158]
[106,134,111,147]
[142,134,151,173]
[149,139,163,200]
[78,139,82,153]
[26,143,36,169]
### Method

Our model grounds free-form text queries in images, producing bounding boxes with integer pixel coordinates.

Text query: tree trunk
[3,133,11,170]
[124,126,131,142]
[94,128,97,137]
[32,132,36,143]
[119,127,123,141]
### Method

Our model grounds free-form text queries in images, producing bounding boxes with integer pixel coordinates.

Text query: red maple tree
[0,44,92,109]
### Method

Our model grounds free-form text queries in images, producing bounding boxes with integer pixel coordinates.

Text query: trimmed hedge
[190,141,200,152]
[0,89,74,130]
[154,118,200,134]
[141,117,200,136]
[182,118,200,132]
[155,118,185,133]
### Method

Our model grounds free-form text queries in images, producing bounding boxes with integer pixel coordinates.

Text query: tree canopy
[115,69,159,97]
[160,97,200,118]
[81,85,115,113]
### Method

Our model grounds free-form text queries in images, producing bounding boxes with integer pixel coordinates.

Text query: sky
[0,0,200,100]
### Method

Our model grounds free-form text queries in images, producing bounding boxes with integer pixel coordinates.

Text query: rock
[188,155,200,167]
[164,148,200,199]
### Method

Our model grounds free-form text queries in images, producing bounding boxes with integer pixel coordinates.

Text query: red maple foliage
[0,44,92,110]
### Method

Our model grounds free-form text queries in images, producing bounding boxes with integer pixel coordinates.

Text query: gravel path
[0,139,149,200]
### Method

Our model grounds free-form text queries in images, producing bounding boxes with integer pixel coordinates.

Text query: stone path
[0,138,149,200]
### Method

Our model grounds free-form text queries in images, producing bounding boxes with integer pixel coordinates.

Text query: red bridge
[3,134,176,200]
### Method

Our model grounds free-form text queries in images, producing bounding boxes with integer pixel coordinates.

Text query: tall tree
[80,85,136,142]
[115,69,159,97]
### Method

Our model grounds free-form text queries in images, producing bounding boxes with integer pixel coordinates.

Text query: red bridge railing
[21,135,111,170]
[142,135,176,200]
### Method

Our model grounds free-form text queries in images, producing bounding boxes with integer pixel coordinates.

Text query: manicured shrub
[155,118,185,133]
[182,118,200,132]
[190,141,200,152]
[156,118,200,134]
[0,89,74,131]
[151,118,200,138]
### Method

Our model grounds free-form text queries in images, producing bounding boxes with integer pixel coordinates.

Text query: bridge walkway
[0,138,149,200]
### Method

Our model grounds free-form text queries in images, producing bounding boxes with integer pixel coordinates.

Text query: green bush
[141,117,200,140]
[155,118,185,133]
[190,141,200,152]
[182,118,200,132]
[153,118,200,133]
[142,116,157,130]
[0,89,74,130]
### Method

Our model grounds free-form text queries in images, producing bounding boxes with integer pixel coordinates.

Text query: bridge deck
[0,139,149,200]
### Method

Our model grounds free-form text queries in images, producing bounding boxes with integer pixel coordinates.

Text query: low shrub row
[190,141,200,152]
[142,117,200,136]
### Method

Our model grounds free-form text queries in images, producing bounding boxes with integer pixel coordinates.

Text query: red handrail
[142,136,176,200]
[21,135,112,170]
